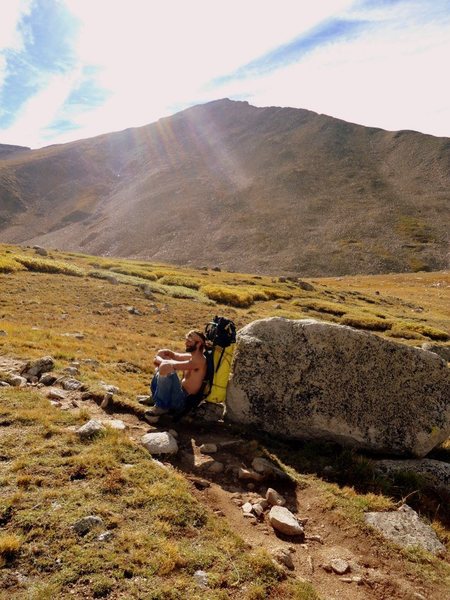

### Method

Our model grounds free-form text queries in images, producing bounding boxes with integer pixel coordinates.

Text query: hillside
[0,99,449,276]
[0,244,449,599]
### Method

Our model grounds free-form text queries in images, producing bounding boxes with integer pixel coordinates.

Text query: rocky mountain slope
[0,99,448,276]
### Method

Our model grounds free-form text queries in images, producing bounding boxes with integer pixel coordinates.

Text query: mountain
[0,99,448,276]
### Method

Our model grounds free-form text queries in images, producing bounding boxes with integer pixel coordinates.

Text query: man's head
[185,330,206,352]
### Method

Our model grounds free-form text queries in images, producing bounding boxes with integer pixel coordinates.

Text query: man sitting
[144,330,207,423]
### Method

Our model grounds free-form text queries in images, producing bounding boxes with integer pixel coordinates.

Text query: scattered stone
[82,358,99,368]
[330,558,350,575]
[272,548,295,570]
[0,330,7,336]
[9,375,27,387]
[47,389,66,400]
[102,384,119,394]
[73,515,104,536]
[40,373,57,385]
[242,502,253,514]
[61,332,85,340]
[252,457,291,481]
[205,460,224,474]
[0,381,10,387]
[77,419,105,440]
[20,356,54,380]
[238,467,264,482]
[199,443,217,454]
[193,570,208,589]
[62,378,83,391]
[137,395,153,405]
[63,367,79,376]
[34,246,47,256]
[106,419,126,431]
[97,531,114,542]
[305,534,323,544]
[266,488,286,506]
[297,280,315,291]
[365,504,446,554]
[127,306,142,315]
[141,431,178,455]
[187,476,210,490]
[50,400,62,407]
[226,318,450,457]
[101,393,113,409]
[103,302,113,308]
[252,503,265,518]
[268,506,304,536]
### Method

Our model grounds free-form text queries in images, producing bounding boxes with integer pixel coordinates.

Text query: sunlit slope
[0,99,449,276]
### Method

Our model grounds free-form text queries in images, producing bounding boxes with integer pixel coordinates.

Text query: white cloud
[0,0,32,88]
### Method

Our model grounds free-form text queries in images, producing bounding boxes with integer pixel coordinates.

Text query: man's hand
[157,349,174,359]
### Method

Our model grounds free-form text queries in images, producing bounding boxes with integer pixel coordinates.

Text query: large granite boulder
[226,318,450,457]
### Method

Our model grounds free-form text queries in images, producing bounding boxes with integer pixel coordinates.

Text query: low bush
[0,534,22,564]
[293,299,347,316]
[202,285,254,308]
[14,256,84,277]
[399,322,449,341]
[159,275,201,289]
[0,256,25,273]
[340,315,393,331]
[109,266,157,281]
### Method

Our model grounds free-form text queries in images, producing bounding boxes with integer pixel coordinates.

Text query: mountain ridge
[0,99,448,276]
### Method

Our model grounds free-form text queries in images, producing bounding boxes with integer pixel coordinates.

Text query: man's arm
[158,356,199,375]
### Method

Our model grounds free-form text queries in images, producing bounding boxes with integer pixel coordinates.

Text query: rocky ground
[0,355,449,600]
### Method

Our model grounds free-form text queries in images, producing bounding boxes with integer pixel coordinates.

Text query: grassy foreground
[0,243,449,598]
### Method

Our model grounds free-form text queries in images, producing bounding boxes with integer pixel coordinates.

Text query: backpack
[172,316,236,421]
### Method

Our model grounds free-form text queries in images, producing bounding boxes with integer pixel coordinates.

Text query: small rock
[238,468,264,482]
[9,375,27,387]
[0,381,10,387]
[63,367,79,376]
[242,502,253,514]
[101,393,113,409]
[97,531,114,542]
[193,570,208,589]
[127,306,142,315]
[82,358,99,368]
[305,534,323,544]
[21,356,54,380]
[40,373,57,385]
[268,506,304,536]
[106,419,126,431]
[141,431,178,455]
[206,460,224,474]
[0,330,7,336]
[103,302,113,308]
[47,389,66,400]
[272,548,295,570]
[266,488,286,506]
[199,443,217,454]
[330,558,350,575]
[73,515,103,536]
[252,457,290,480]
[62,378,83,391]
[50,400,62,407]
[33,246,47,256]
[102,384,119,394]
[252,503,265,518]
[77,419,105,440]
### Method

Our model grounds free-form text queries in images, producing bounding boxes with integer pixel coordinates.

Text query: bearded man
[144,330,207,423]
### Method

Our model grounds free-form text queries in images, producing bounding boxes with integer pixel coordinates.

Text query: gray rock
[242,502,253,514]
[193,570,208,589]
[33,246,47,256]
[226,318,450,457]
[77,419,105,440]
[21,356,54,380]
[422,343,450,362]
[252,457,291,480]
[365,504,446,554]
[269,506,304,536]
[63,366,79,376]
[330,558,350,574]
[199,443,217,454]
[82,358,99,368]
[0,330,7,336]
[206,461,224,474]
[40,373,57,385]
[102,384,119,394]
[9,374,27,387]
[105,419,127,431]
[0,381,10,387]
[97,531,114,542]
[195,402,224,422]
[238,468,264,482]
[73,515,103,536]
[297,280,315,291]
[266,488,286,506]
[47,389,66,400]
[141,431,178,455]
[375,458,450,492]
[62,378,83,391]
[272,548,295,569]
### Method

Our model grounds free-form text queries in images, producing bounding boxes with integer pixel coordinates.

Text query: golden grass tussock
[0,534,22,564]
[340,314,393,331]
[0,255,25,273]
[202,284,254,308]
[293,299,347,316]
[14,255,85,277]
[108,265,158,281]
[158,274,201,289]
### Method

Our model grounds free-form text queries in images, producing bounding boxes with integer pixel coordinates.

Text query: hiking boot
[144,406,168,424]
[137,395,154,406]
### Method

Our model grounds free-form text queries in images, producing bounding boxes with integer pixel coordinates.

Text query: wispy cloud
[0,0,449,147]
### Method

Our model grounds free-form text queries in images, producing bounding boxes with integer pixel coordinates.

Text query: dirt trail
[1,356,448,600]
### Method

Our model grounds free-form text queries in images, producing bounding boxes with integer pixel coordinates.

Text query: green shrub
[0,255,25,273]
[340,315,393,331]
[202,285,254,308]
[14,256,84,277]
[159,275,201,289]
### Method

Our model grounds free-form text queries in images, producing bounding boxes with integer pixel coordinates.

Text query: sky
[0,0,449,149]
